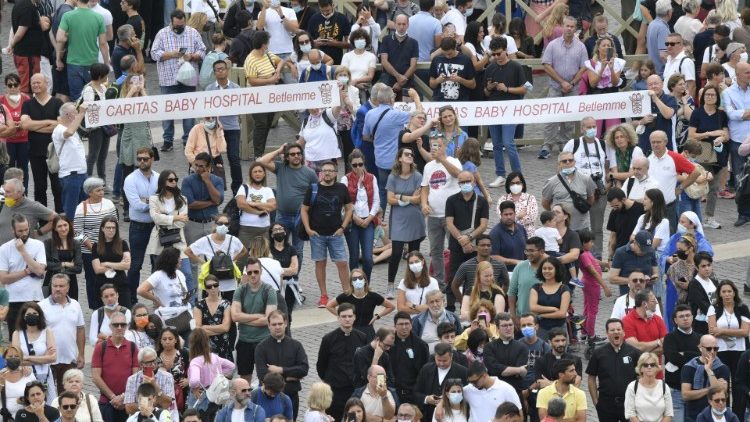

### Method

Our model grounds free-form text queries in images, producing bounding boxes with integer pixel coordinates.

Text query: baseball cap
[633,230,654,254]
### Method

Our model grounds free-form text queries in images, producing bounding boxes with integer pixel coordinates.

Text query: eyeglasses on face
[402,152,413,157]
[111,322,128,328]
[631,278,646,283]
[167,177,179,182]
[642,362,658,368]
[136,156,151,162]
[245,270,261,275]
[6,83,18,88]
[205,283,220,289]
[559,159,574,164]
[351,162,364,168]
[702,346,720,352]
[61,404,78,410]
[665,41,680,46]
[712,398,727,403]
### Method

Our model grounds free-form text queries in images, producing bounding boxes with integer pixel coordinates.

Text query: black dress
[195,299,234,361]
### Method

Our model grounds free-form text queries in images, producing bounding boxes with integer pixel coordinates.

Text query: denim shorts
[310,234,348,262]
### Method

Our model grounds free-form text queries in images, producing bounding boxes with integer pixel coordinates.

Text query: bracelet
[375,313,381,319]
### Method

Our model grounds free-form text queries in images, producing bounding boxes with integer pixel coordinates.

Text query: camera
[591,173,606,196]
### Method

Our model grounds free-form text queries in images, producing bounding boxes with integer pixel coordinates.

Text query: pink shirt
[188,354,236,389]
[579,250,601,291]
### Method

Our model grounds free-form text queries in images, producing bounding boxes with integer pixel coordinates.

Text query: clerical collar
[677,327,693,335]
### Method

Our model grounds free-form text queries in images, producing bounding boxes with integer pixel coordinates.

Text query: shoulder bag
[557,174,591,214]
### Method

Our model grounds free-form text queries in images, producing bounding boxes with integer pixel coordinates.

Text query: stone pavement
[3,3,750,420]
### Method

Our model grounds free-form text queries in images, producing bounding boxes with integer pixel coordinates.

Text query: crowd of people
[2,0,750,420]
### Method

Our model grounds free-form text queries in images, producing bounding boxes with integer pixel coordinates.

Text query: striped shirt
[150,25,206,86]
[244,52,280,81]
[73,198,118,254]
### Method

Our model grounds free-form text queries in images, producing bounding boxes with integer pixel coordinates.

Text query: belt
[189,218,213,223]
[599,395,625,404]
[130,221,154,227]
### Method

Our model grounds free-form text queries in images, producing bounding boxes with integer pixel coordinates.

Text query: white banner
[84,81,341,127]
[395,91,652,126]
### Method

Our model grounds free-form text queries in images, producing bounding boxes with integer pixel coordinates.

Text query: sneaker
[160,144,174,152]
[385,285,395,300]
[718,189,736,199]
[704,218,722,229]
[538,149,551,159]
[488,176,506,188]
[317,295,328,308]
[569,278,585,288]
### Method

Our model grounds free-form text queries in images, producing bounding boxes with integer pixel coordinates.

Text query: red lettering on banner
[578,101,627,113]
[474,106,507,118]
[165,98,198,113]
[106,100,158,117]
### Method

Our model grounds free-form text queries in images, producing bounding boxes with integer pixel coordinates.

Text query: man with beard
[123,147,159,303]
[586,318,641,422]
[19,73,63,213]
[0,214,46,338]
[489,201,528,273]
[216,378,267,422]
[508,237,546,325]
[536,359,586,422]
[0,178,56,245]
[411,291,462,352]
[300,160,353,307]
[388,311,429,404]
[622,290,667,354]
[182,152,225,245]
[534,327,582,386]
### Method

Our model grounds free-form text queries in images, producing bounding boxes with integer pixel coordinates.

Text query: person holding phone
[351,366,396,422]
[585,37,626,137]
[122,347,176,419]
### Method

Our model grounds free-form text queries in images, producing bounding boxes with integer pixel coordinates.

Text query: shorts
[310,234,348,262]
[235,341,258,376]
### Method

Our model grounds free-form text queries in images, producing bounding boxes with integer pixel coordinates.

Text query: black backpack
[207,236,236,280]
[224,184,248,236]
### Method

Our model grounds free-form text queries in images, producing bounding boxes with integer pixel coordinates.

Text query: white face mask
[311,63,322,71]
[354,39,367,50]
[215,224,229,235]
[509,184,523,194]
[409,262,423,274]
[337,76,349,85]
[741,52,748,63]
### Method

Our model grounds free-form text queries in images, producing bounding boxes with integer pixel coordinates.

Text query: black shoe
[734,216,750,227]
[160,144,174,152]
[123,213,130,222]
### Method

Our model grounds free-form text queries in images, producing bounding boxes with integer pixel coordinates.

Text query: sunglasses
[713,398,727,403]
[631,278,646,283]
[6,83,18,88]
[642,363,658,368]
[111,322,128,328]
[205,283,219,289]
[559,159,574,164]
[351,162,364,168]
[665,41,680,46]
[299,40,311,45]
[703,346,720,352]
[137,157,151,162]
[61,404,78,410]
[167,177,179,182]
[403,152,413,157]
[246,270,261,275]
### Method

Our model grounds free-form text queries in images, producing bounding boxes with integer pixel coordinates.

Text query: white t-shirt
[125,329,155,350]
[397,277,440,307]
[0,238,46,302]
[237,185,275,227]
[707,305,750,352]
[264,7,297,54]
[723,63,738,86]
[562,137,608,177]
[631,215,670,253]
[298,109,341,162]
[92,4,113,64]
[341,50,377,81]
[189,234,244,291]
[39,297,85,363]
[88,307,132,346]
[421,157,462,217]
[662,52,696,93]
[441,8,466,36]
[147,270,188,308]
[463,377,521,422]
[611,293,663,320]
[533,226,561,253]
[231,408,246,422]
[51,124,87,178]
[584,57,627,88]
[481,34,518,55]
[606,145,645,171]
[673,16,703,43]
[259,257,284,291]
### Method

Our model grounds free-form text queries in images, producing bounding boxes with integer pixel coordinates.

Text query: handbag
[557,174,591,214]
[158,227,182,247]
[205,366,231,405]
[163,309,193,333]
[102,125,118,137]
[204,129,226,186]
[46,137,66,174]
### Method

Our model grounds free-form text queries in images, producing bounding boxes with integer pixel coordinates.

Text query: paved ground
[3,2,750,420]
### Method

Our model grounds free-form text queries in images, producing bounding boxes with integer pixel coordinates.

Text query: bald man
[214,378,266,422]
[680,334,730,422]
[623,157,660,202]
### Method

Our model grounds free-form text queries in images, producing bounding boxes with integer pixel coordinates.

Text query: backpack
[200,50,227,88]
[207,236,236,280]
[99,338,136,363]
[633,378,666,396]
[224,184,249,236]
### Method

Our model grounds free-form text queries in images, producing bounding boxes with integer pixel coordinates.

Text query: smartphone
[432,394,442,401]
[347,412,357,422]
[131,75,141,85]
[179,47,187,54]
[606,47,613,61]
[402,88,412,103]
[376,374,386,389]
[478,312,490,324]
[143,366,154,378]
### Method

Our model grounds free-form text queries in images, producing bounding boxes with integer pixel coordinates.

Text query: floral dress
[159,348,189,412]
[195,299,233,361]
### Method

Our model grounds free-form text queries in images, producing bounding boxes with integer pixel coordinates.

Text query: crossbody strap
[370,109,390,140]
[259,260,281,290]
[557,173,577,197]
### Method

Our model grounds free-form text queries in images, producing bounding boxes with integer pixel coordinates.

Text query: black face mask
[24,314,40,326]
[5,358,20,371]
[173,26,185,35]
[676,250,689,260]
[146,327,160,338]
[272,232,286,242]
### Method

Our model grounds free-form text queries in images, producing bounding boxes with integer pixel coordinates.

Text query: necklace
[88,200,103,213]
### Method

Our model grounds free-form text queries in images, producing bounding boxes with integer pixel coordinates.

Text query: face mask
[272,232,286,242]
[173,26,185,35]
[300,43,312,53]
[742,52,749,63]
[352,278,366,290]
[354,39,367,50]
[509,184,523,195]
[645,309,654,320]
[105,303,118,311]
[560,167,576,175]
[712,407,727,416]
[521,326,536,339]
[4,197,16,208]
[216,224,229,235]
[460,183,474,193]
[135,316,149,329]
[338,76,350,85]
[677,223,688,234]
[322,12,334,19]
[292,5,302,12]
[585,128,597,138]
[463,7,473,16]
[676,250,688,260]
[398,419,411,422]
[5,358,20,371]
[409,262,423,274]
[396,31,407,38]
[8,94,21,103]
[204,120,216,130]
[270,0,280,6]
[448,392,463,405]
[311,63,322,71]
[24,314,40,326]
[714,143,724,153]
[146,327,160,338]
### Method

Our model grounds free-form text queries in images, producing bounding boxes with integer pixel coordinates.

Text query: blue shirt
[352,100,375,149]
[250,388,294,420]
[646,18,669,73]
[299,64,332,83]
[611,244,657,278]
[408,12,442,62]
[182,173,225,221]
[378,34,419,76]
[362,104,411,170]
[205,80,241,130]
[123,169,160,223]
[489,221,528,271]
[722,82,750,142]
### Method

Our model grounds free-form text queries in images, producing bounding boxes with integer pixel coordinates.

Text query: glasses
[246,270,261,275]
[136,157,151,162]
[713,398,727,403]
[559,159,574,164]
[322,169,337,173]
[6,83,18,88]
[403,152,414,157]
[111,322,128,328]
[299,39,311,45]
[287,152,302,156]
[703,346,720,352]
[167,177,179,182]
[351,162,364,168]
[642,363,658,368]
[352,277,365,282]
[491,51,503,57]
[665,41,680,46]
[205,283,219,289]
[142,359,157,365]
[216,221,229,226]
[397,415,415,419]
[61,404,78,410]
[631,278,646,283]
[135,313,149,318]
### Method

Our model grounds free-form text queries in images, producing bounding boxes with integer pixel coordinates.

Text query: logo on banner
[319,82,335,105]
[87,104,101,125]
[630,92,644,115]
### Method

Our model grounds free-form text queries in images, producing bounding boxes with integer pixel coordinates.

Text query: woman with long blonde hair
[460,261,506,320]
[541,3,568,46]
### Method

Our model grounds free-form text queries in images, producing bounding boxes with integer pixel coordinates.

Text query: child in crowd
[126,383,171,422]
[373,218,392,264]
[458,138,492,202]
[631,59,656,91]
[533,211,562,255]
[578,229,611,344]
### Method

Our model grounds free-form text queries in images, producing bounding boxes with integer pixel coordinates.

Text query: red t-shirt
[91,338,139,403]
[0,94,29,143]
[622,308,668,378]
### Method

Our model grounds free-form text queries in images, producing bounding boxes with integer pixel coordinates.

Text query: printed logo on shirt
[429,170,448,190]
[438,62,465,100]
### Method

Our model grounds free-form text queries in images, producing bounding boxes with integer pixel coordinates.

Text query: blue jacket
[696,407,740,422]
[352,100,374,149]
[411,310,463,338]
[215,402,266,422]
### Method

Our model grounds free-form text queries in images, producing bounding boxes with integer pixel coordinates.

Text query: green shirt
[0,287,8,343]
[507,260,541,316]
[59,8,105,66]
[232,283,277,343]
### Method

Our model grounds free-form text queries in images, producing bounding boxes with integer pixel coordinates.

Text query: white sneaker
[385,285,396,299]
[704,218,722,229]
[489,176,506,188]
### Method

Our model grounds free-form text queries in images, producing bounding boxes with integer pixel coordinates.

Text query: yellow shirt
[454,325,499,351]
[536,381,587,419]
[243,51,280,80]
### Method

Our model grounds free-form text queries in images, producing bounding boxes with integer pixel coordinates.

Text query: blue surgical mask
[292,5,302,12]
[215,224,229,235]
[204,120,217,130]
[460,183,473,193]
[585,128,597,138]
[352,277,366,290]
[463,7,473,16]
[300,43,312,53]
[354,39,367,50]
[105,303,118,311]
[448,392,463,405]
[714,143,724,153]
[521,326,536,339]
[712,407,727,416]
[560,167,576,175]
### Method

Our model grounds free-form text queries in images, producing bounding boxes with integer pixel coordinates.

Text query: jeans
[488,124,521,176]
[672,388,685,422]
[276,211,304,274]
[6,142,30,192]
[427,216,447,289]
[99,402,129,422]
[361,141,377,176]
[127,221,155,304]
[163,0,176,27]
[679,193,702,221]
[542,86,577,152]
[310,234,348,262]
[252,112,276,158]
[60,172,86,219]
[67,63,92,102]
[180,257,195,300]
[224,129,243,193]
[346,222,375,280]
[376,167,390,215]
[30,156,62,213]
[160,84,196,145]
[86,128,111,181]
